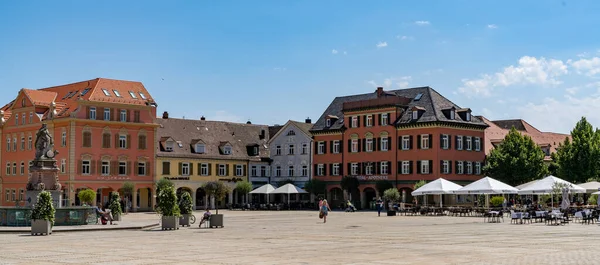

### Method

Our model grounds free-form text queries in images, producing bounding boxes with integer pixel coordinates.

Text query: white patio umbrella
[411,178,463,207]
[577,181,600,193]
[249,184,276,203]
[454,177,518,194]
[518,176,585,208]
[271,183,308,209]
[560,188,570,210]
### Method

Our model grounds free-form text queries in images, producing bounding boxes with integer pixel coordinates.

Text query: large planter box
[31,220,52,236]
[179,214,191,227]
[113,213,122,222]
[161,216,179,230]
[210,214,224,228]
[387,210,397,216]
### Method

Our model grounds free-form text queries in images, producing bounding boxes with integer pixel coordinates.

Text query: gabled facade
[155,113,270,209]
[265,119,313,188]
[310,87,488,209]
[0,78,158,209]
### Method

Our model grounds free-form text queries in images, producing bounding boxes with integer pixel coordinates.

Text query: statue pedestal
[26,159,63,208]
[26,190,63,208]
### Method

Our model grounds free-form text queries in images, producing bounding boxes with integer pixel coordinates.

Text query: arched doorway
[363,187,376,209]
[196,187,206,210]
[329,187,344,210]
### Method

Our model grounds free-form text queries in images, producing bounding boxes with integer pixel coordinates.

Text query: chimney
[376,87,383,97]
[200,116,206,121]
[162,111,169,119]
[305,117,312,124]
[246,120,252,124]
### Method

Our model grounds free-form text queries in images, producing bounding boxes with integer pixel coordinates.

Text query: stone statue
[34,124,56,160]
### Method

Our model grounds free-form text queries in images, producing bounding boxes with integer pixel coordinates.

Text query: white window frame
[29,112,33,124]
[102,88,110,96]
[381,113,388,125]
[119,135,127,149]
[442,134,449,149]
[301,143,308,154]
[201,164,209,176]
[12,163,16,175]
[333,141,340,153]
[275,166,281,177]
[450,111,455,119]
[21,114,25,125]
[420,160,429,174]
[5,162,10,175]
[20,137,24,150]
[89,107,96,120]
[402,161,410,174]
[288,144,295,155]
[61,159,66,173]
[351,116,358,128]
[381,137,388,151]
[236,165,243,176]
[223,146,232,155]
[101,161,110,176]
[466,136,472,151]
[412,110,418,120]
[61,132,67,147]
[333,163,340,176]
[475,137,481,151]
[113,89,121,97]
[466,161,473,174]
[275,145,281,155]
[402,136,410,150]
[104,108,111,121]
[466,112,471,121]
[6,138,10,152]
[250,165,257,176]
[302,165,308,176]
[120,109,127,122]
[381,162,388,175]
[82,160,91,175]
[366,163,373,175]
[317,164,324,176]
[457,161,464,174]
[351,163,358,175]
[366,138,373,152]
[218,164,226,176]
[138,162,146,176]
[20,162,24,175]
[317,142,325,154]
[165,141,174,151]
[182,163,190,176]
[351,139,358,153]
[129,91,138,99]
[119,161,127,176]
[366,115,373,126]
[457,135,463,150]
[475,162,481,175]
[326,119,331,127]
[443,160,449,174]
[196,144,205,154]
[287,166,294,177]
[139,92,147,99]
[28,136,32,150]
[421,134,429,149]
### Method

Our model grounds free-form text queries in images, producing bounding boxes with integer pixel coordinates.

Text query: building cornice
[395,121,487,131]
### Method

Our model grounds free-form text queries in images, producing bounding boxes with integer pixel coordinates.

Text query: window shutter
[339,141,343,153]
[470,137,474,151]
[127,161,131,175]
[314,164,318,176]
[429,134,433,148]
[448,135,452,149]
[243,165,247,176]
[455,161,458,174]
[126,135,131,149]
[409,136,413,149]
[440,135,444,149]
[357,139,361,153]
[190,163,194,176]
[178,162,182,175]
[348,139,352,152]
[449,161,452,174]
[339,164,343,176]
[348,117,352,128]
[375,162,380,174]
[146,161,151,176]
[398,136,402,149]
[208,163,212,175]
[226,164,230,176]
[463,136,467,149]
[416,161,421,174]
[417,135,422,149]
[329,141,333,153]
[115,134,119,149]
[329,164,332,176]
[377,114,381,126]
[90,160,96,175]
[347,163,351,175]
[363,115,367,126]
[111,161,118,176]
[440,160,443,174]
[126,109,130,122]
[387,137,391,151]
[97,160,102,174]
[77,160,82,174]
[362,138,366,152]
[197,163,201,175]
[314,142,318,153]
[428,160,433,174]
[387,113,391,124]
[455,136,459,150]
[397,161,401,174]
[375,138,380,151]
[357,116,360,127]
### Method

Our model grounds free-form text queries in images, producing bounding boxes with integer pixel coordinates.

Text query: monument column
[132,189,138,212]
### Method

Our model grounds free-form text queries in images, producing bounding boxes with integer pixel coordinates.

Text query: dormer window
[450,111,455,120]
[412,110,418,120]
[139,92,147,100]
[195,143,205,154]
[165,141,174,151]
[113,90,121,97]
[224,146,232,155]
[102,89,110,96]
[466,112,471,121]
[253,146,259,155]
[326,119,331,127]
[128,91,137,99]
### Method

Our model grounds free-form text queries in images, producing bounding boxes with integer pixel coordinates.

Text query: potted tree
[235,180,252,209]
[203,181,229,228]
[30,191,55,236]
[108,191,123,221]
[121,181,134,213]
[77,188,96,206]
[178,191,193,227]
[157,184,180,230]
[383,188,400,216]
[155,178,174,208]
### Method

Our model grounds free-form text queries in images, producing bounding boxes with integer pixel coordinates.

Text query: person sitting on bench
[199,209,211,227]
[94,206,115,225]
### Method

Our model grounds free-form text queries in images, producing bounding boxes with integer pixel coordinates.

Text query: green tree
[235,181,253,204]
[157,184,180,217]
[30,191,55,224]
[304,179,326,197]
[483,127,548,186]
[413,180,427,191]
[383,188,400,202]
[340,176,360,201]
[203,181,230,214]
[121,181,135,199]
[77,189,96,206]
[155,178,174,206]
[178,191,193,215]
[552,117,600,183]
[375,180,394,196]
[108,191,122,215]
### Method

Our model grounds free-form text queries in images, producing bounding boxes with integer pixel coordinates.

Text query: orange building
[310,87,488,208]
[0,78,158,210]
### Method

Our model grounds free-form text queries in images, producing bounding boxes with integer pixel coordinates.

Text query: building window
[104,108,111,120]
[195,144,205,154]
[442,160,449,174]
[13,137,16,151]
[101,161,110,176]
[288,144,295,155]
[302,165,308,176]
[351,139,358,153]
[288,166,294,177]
[326,119,331,127]
[120,109,127,122]
[134,110,140,123]
[102,88,110,96]
[218,164,226,176]
[61,159,66,173]
[139,92,147,99]
[366,115,373,126]
[119,162,127,175]
[6,163,10,175]
[29,112,33,123]
[412,110,418,120]
[128,91,138,99]
[441,134,449,149]
[466,112,471,121]
[351,116,358,128]
[15,114,18,125]
[317,164,324,176]
[402,136,410,150]
[381,113,388,125]
[317,142,325,154]
[250,166,257,176]
[366,163,373,175]
[275,166,281,177]
[420,160,430,174]
[381,137,388,151]
[20,137,25,150]
[165,141,173,151]
[12,189,15,202]
[28,136,32,150]
[236,165,243,176]
[381,162,388,175]
[466,136,472,151]
[366,138,373,152]
[200,164,209,176]
[83,132,92,147]
[223,146,232,155]
[351,163,358,175]
[457,135,463,150]
[21,114,25,125]
[182,163,190,176]
[6,138,10,152]
[89,107,96,120]
[138,162,146,176]
[5,189,10,202]
[82,160,91,175]
[333,163,340,176]
[11,163,16,175]
[333,141,340,153]
[20,162,24,175]
[275,145,281,155]
[60,132,66,147]
[287,130,296,136]
[420,134,429,149]
[301,143,308,154]
[475,162,481,175]
[457,161,464,174]
[19,189,24,201]
[138,135,147,150]
[474,137,481,151]
[113,89,121,97]
[101,133,111,148]
[119,135,127,149]
[465,161,472,174]
[163,161,171,175]
[402,161,410,174]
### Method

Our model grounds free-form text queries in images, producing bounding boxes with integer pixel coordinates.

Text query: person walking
[321,199,331,223]
[376,197,384,217]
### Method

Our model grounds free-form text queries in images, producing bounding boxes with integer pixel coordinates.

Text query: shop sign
[356,175,389,181]
[96,176,131,181]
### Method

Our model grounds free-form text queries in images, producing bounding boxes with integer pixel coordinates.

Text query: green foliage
[490,196,504,207]
[235,181,253,195]
[121,181,135,196]
[178,191,193,215]
[588,194,598,205]
[156,178,174,205]
[30,191,55,224]
[304,179,326,196]
[276,178,295,187]
[483,127,548,186]
[77,189,96,205]
[539,194,552,205]
[413,180,427,191]
[203,181,230,214]
[375,180,394,196]
[340,176,360,193]
[108,192,122,215]
[383,188,400,202]
[157,184,180,217]
[552,117,600,183]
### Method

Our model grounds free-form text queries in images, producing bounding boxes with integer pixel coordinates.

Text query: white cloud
[397,35,415,41]
[376,41,388,48]
[414,20,430,26]
[487,24,498,29]
[458,56,568,97]
[577,52,590,58]
[569,57,600,76]
[565,86,579,95]
[212,110,244,123]
[367,76,411,89]
[331,49,338,54]
[518,95,600,133]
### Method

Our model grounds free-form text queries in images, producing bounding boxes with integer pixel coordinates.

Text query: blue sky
[1,0,599,133]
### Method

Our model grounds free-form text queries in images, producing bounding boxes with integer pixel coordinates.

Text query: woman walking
[321,199,331,223]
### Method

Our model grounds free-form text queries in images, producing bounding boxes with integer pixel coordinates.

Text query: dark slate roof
[268,125,284,138]
[156,118,270,161]
[311,86,487,132]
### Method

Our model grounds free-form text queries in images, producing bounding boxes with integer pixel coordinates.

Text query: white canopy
[577,181,600,193]
[518,175,586,194]
[454,177,518,194]
[411,178,463,196]
[515,179,537,190]
[271,183,308,194]
[249,184,276,194]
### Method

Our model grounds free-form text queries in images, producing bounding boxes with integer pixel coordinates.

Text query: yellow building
[156,112,270,209]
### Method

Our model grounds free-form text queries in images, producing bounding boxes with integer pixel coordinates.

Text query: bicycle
[189,214,196,224]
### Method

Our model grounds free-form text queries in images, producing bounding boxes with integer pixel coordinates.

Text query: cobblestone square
[1,210,598,264]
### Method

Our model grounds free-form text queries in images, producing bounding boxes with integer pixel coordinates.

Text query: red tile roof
[22,89,57,107]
